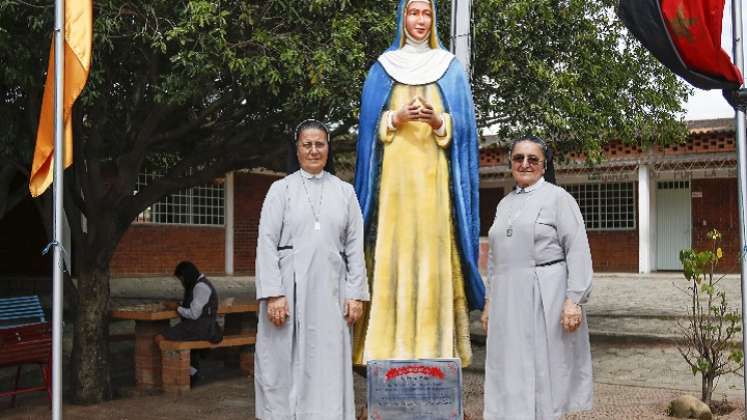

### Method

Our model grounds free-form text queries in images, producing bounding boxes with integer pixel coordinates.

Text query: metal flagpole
[730,0,747,410]
[450,0,472,74]
[52,0,65,418]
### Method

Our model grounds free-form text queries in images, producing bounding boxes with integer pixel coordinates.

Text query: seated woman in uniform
[156,261,223,383]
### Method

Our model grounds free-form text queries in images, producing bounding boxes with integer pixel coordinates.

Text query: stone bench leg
[161,349,191,395]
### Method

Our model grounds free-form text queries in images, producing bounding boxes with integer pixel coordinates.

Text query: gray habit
[484,180,593,420]
[254,170,370,420]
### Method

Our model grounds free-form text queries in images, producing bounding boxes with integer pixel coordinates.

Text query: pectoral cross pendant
[506,227,513,237]
[314,221,321,231]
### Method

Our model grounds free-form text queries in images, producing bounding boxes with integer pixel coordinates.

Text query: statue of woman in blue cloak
[353,0,484,367]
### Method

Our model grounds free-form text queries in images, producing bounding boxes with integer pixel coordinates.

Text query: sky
[683,2,746,120]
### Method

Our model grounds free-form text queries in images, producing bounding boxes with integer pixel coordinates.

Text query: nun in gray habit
[483,136,593,420]
[254,120,369,420]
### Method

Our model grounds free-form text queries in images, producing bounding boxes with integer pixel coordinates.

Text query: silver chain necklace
[299,172,324,231]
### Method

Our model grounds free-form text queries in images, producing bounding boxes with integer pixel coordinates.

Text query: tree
[1,0,686,403]
[472,0,689,156]
[678,230,743,408]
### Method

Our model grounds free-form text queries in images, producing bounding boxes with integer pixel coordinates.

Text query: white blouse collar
[299,169,325,180]
[516,177,545,194]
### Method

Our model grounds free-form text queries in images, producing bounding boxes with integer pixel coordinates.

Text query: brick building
[112,118,744,277]
[3,119,738,280]
[109,171,282,277]
[479,118,741,273]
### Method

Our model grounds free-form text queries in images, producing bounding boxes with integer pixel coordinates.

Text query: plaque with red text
[367,359,462,420]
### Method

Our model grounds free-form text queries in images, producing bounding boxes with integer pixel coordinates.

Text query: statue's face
[510,141,546,188]
[405,1,433,42]
[296,128,329,175]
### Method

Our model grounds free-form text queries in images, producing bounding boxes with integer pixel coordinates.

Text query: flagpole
[52,0,65,418]
[450,0,472,75]
[730,0,747,410]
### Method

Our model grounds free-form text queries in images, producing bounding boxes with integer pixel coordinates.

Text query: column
[224,171,235,275]
[638,165,653,273]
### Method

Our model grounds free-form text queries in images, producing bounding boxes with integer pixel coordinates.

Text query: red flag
[618,0,742,90]
[662,0,742,85]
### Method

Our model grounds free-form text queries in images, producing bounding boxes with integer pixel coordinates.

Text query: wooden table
[111,301,258,392]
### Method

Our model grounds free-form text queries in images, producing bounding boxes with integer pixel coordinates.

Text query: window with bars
[135,171,225,226]
[657,180,690,190]
[563,182,636,231]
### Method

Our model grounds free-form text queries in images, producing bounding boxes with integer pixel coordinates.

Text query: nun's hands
[344,299,364,325]
[267,296,290,327]
[561,298,583,332]
[392,98,422,128]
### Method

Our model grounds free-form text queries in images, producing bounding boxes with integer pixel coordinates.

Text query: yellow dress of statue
[353,0,475,367]
[367,85,472,366]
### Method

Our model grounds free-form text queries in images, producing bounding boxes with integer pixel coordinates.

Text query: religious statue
[353,0,484,367]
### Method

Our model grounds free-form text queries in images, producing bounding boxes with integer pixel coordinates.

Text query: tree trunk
[702,373,714,407]
[70,263,112,403]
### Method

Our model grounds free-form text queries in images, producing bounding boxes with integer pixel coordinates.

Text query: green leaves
[677,229,743,403]
[472,0,688,152]
[1,0,691,189]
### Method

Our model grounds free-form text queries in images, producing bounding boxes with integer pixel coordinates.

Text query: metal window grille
[135,171,225,226]
[563,182,636,231]
[656,180,690,190]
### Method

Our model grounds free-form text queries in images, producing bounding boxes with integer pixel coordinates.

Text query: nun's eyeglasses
[511,154,543,166]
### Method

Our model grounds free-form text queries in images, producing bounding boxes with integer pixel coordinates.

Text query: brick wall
[479,128,736,167]
[477,187,640,273]
[588,230,639,272]
[110,224,226,276]
[110,172,281,276]
[234,173,281,275]
[691,178,740,273]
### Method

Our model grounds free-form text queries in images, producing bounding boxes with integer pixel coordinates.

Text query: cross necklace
[300,173,324,231]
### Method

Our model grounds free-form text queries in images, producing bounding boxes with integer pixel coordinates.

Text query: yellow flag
[29,0,93,197]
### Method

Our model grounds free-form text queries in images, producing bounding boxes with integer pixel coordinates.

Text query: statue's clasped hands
[392,96,444,131]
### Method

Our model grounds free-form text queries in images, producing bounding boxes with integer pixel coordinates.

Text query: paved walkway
[4,342,745,419]
[586,272,742,317]
[111,271,744,318]
[2,272,746,418]
[112,272,747,394]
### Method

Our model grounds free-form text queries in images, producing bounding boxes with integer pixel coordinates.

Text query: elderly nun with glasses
[482,136,593,420]
[254,120,369,420]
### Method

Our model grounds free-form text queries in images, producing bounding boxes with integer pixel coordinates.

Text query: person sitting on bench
[156,261,223,382]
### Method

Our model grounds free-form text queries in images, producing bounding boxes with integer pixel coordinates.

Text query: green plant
[677,229,744,407]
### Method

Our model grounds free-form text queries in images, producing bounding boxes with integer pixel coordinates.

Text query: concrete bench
[158,332,256,394]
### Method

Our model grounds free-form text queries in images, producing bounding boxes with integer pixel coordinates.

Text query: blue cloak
[353,0,485,310]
